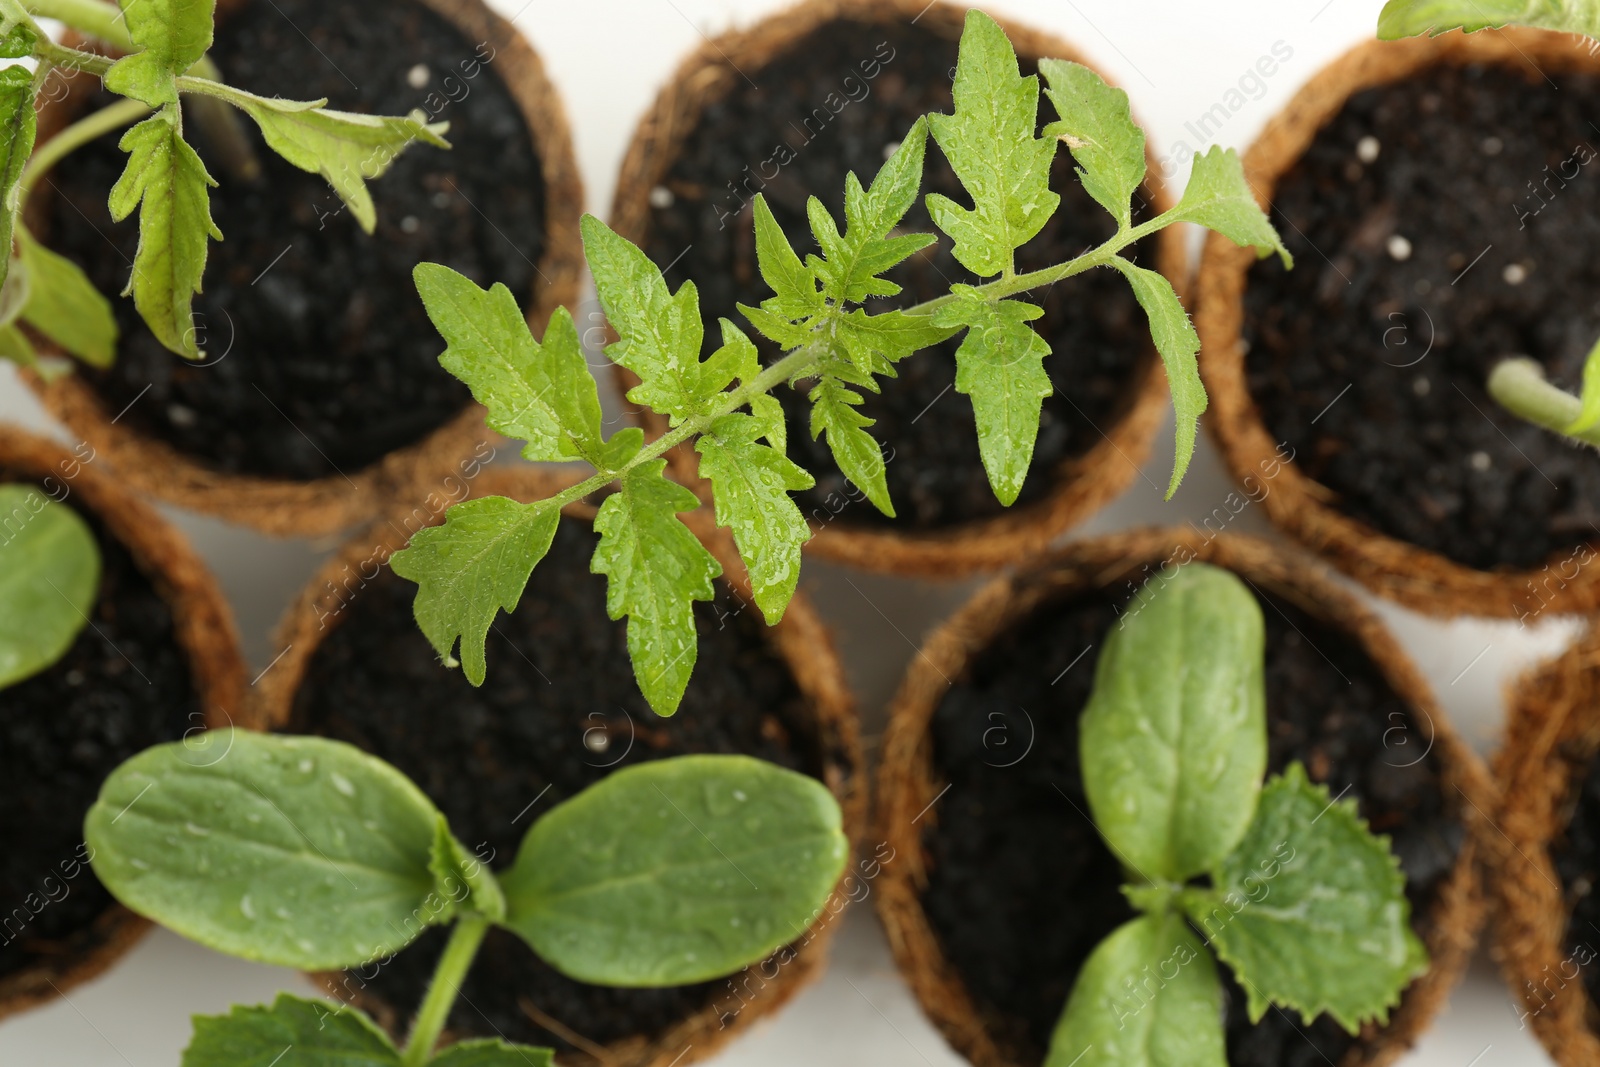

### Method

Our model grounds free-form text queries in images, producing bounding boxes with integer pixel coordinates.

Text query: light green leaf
[695,412,814,623]
[428,1040,555,1067]
[183,994,400,1067]
[737,299,815,349]
[808,370,893,517]
[1108,258,1204,499]
[582,213,707,424]
[18,229,118,368]
[926,11,1059,278]
[1181,762,1429,1033]
[0,484,99,689]
[105,0,214,107]
[1377,0,1582,37]
[1172,146,1291,268]
[1081,563,1266,883]
[1039,59,1146,229]
[0,64,35,298]
[413,263,622,465]
[591,460,721,716]
[430,817,505,923]
[501,755,846,986]
[932,289,1051,507]
[0,0,37,58]
[837,307,959,368]
[752,194,820,319]
[232,95,449,234]
[0,321,34,366]
[108,108,220,360]
[1045,912,1227,1067]
[389,496,560,687]
[1568,333,1600,434]
[86,730,464,970]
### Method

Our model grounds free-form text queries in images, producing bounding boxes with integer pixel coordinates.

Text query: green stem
[532,213,1162,515]
[32,37,113,76]
[21,95,148,195]
[400,915,489,1067]
[1487,357,1600,448]
[24,0,130,49]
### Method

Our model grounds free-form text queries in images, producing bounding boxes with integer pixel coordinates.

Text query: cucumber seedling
[85,730,848,1066]
[1048,563,1426,1067]
[0,0,446,368]
[0,482,99,689]
[390,9,1294,717]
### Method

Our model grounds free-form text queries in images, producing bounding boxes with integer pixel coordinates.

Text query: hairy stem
[400,915,489,1066]
[527,214,1160,516]
[1487,357,1600,448]
[21,95,147,194]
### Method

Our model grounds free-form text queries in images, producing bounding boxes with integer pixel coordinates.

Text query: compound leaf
[182,993,400,1067]
[1181,763,1429,1033]
[1173,146,1291,268]
[389,497,560,686]
[591,460,722,716]
[1039,59,1145,229]
[808,118,935,303]
[1108,258,1203,498]
[926,10,1059,277]
[501,755,846,986]
[0,484,99,689]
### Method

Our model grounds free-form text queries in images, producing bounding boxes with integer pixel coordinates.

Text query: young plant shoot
[1378,0,1600,447]
[85,729,848,1066]
[1047,563,1426,1067]
[390,10,1294,717]
[0,0,446,366]
[0,482,99,688]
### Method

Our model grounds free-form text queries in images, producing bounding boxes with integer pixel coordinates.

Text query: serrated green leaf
[926,11,1059,278]
[1181,762,1429,1033]
[591,460,721,716]
[1081,563,1265,883]
[428,1040,555,1067]
[389,496,560,687]
[582,214,707,424]
[838,307,959,366]
[0,321,34,366]
[698,317,760,397]
[809,369,893,517]
[1108,258,1204,499]
[749,392,787,452]
[1377,0,1578,37]
[752,193,820,318]
[231,94,449,234]
[695,413,813,623]
[18,229,117,368]
[1045,912,1227,1067]
[108,108,220,360]
[105,0,214,107]
[182,993,400,1067]
[932,290,1051,507]
[413,263,617,465]
[430,817,505,923]
[1038,59,1145,229]
[0,484,100,689]
[1568,333,1600,434]
[1173,146,1291,268]
[0,64,34,300]
[737,300,815,349]
[501,755,846,986]
[86,730,455,969]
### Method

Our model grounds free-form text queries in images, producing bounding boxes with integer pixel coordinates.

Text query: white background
[0,0,1580,1064]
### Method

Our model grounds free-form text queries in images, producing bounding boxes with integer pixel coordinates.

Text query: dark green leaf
[1181,763,1429,1032]
[0,484,99,689]
[1108,258,1204,498]
[389,497,560,687]
[591,460,722,716]
[18,229,118,368]
[1081,563,1266,882]
[182,993,400,1067]
[85,730,465,969]
[1172,146,1291,268]
[105,0,215,107]
[501,755,846,985]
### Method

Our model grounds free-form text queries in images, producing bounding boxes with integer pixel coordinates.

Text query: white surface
[0,0,1575,1064]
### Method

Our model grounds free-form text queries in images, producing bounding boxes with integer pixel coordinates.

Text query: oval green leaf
[86,730,463,969]
[500,754,847,986]
[1081,562,1266,882]
[0,484,100,689]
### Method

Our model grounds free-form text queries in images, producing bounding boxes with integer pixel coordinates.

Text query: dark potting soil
[1243,63,1600,572]
[48,0,545,480]
[0,482,198,979]
[1550,749,1600,1017]
[919,574,1461,1067]
[291,520,825,1052]
[643,19,1155,530]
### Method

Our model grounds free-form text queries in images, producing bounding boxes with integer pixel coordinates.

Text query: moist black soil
[1244,64,1600,571]
[291,520,826,1052]
[1550,749,1600,1019]
[0,481,198,980]
[48,0,545,480]
[644,19,1155,530]
[920,574,1461,1067]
